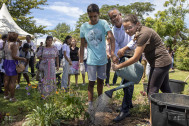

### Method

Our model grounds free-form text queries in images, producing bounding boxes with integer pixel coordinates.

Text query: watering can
[105,81,135,98]
[105,57,144,98]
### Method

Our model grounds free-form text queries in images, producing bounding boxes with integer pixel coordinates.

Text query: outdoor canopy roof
[0,3,33,39]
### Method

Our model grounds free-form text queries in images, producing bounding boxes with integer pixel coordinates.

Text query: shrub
[175,45,189,70]
[23,89,87,126]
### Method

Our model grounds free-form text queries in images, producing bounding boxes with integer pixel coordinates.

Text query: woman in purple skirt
[3,32,27,102]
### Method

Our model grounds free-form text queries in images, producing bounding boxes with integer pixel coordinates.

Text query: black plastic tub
[169,79,187,93]
[150,93,189,126]
[142,79,187,94]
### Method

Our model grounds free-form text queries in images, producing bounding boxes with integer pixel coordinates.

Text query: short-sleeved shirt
[62,43,70,58]
[136,26,172,67]
[112,25,135,57]
[19,49,31,71]
[19,49,30,64]
[70,47,79,61]
[80,19,111,65]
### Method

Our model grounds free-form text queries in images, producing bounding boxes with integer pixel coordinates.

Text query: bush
[175,45,189,70]
[23,89,87,126]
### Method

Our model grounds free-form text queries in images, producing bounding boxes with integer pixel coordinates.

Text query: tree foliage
[0,0,48,34]
[144,0,189,47]
[50,23,71,41]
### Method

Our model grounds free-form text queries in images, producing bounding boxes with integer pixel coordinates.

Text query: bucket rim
[149,93,189,109]
[169,79,187,84]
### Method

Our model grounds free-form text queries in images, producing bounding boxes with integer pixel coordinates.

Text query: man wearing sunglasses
[108,8,136,122]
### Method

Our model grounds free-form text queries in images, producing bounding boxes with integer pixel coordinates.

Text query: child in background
[61,36,72,89]
[16,43,31,89]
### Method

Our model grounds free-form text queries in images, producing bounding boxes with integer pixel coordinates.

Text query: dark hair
[64,35,72,44]
[46,36,53,42]
[26,35,31,39]
[7,32,18,42]
[17,39,22,42]
[23,43,30,49]
[123,14,140,25]
[87,4,99,13]
[1,34,8,39]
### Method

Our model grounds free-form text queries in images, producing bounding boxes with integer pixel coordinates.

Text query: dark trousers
[112,72,118,84]
[119,56,134,113]
[105,58,111,85]
[121,79,134,113]
[29,56,35,77]
[147,64,172,97]
[0,72,4,91]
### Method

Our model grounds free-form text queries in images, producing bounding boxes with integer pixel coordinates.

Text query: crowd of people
[0,3,175,124]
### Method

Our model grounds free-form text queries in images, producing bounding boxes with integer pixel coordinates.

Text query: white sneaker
[88,103,94,113]
[16,84,20,89]
[82,83,86,86]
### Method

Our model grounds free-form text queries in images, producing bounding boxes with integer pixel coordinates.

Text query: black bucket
[150,93,189,126]
[169,79,187,93]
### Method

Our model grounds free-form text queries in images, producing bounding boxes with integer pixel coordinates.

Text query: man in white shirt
[22,35,36,78]
[108,8,136,122]
[53,38,62,67]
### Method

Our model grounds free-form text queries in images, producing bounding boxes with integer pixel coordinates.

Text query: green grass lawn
[0,68,188,125]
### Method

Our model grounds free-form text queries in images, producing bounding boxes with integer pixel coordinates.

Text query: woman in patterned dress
[37,36,59,96]
[68,38,80,87]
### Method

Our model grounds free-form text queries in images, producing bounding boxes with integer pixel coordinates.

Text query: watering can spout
[105,81,135,98]
[105,89,115,98]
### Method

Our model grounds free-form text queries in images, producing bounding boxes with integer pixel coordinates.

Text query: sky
[30,0,189,40]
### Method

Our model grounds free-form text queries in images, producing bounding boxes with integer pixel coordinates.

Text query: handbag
[116,57,144,84]
[15,62,25,73]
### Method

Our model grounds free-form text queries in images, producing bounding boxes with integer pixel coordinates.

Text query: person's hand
[112,63,119,71]
[111,54,119,64]
[80,63,85,74]
[117,48,125,58]
[56,66,59,71]
[22,58,27,62]
[107,54,111,59]
[69,60,72,65]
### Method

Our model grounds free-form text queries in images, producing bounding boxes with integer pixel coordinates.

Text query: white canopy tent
[0,3,33,39]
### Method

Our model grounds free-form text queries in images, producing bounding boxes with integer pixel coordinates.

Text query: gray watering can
[105,57,144,98]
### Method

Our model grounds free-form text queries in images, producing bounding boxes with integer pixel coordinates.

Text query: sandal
[9,98,17,102]
[4,95,9,100]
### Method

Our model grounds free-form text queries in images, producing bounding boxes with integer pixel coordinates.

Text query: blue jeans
[121,79,134,113]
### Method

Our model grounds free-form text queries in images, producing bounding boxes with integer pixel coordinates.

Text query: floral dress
[37,46,59,96]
